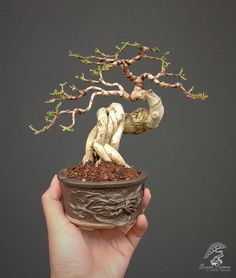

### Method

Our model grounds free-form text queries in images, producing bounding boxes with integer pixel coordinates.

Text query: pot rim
[57,167,147,189]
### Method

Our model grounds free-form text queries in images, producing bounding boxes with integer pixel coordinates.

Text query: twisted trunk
[82,89,164,167]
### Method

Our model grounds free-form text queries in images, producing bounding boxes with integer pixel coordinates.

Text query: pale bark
[82,89,164,166]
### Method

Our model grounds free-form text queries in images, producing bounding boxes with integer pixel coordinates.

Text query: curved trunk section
[82,89,164,166]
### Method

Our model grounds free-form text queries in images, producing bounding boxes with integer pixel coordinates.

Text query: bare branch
[120,61,142,88]
[139,72,207,100]
[157,80,207,100]
[76,71,125,91]
[29,107,76,135]
[30,41,207,136]
[99,72,125,91]
[68,49,115,64]
[94,47,116,58]
[75,72,100,84]
[30,89,131,135]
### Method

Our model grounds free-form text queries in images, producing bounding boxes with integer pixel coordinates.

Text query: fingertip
[50,174,60,188]
[52,174,59,182]
[131,214,149,238]
[126,214,149,250]
[41,175,67,229]
[47,175,62,199]
[142,187,152,212]
[136,214,148,232]
[41,175,62,206]
[144,187,151,200]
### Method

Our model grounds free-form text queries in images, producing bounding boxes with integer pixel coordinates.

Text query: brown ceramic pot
[57,168,147,230]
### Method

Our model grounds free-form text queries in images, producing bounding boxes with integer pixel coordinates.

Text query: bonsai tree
[29,41,207,168]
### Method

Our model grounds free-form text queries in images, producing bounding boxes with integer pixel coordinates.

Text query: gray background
[1,0,235,277]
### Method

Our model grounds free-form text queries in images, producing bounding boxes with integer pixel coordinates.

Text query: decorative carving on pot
[58,170,147,229]
[69,184,143,225]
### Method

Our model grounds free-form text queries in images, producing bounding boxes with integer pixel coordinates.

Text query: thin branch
[120,61,142,88]
[76,72,125,91]
[31,41,207,135]
[99,72,125,91]
[76,73,100,84]
[68,50,115,64]
[30,89,130,135]
[140,72,207,100]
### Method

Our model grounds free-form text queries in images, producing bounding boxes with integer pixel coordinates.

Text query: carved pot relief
[57,169,147,229]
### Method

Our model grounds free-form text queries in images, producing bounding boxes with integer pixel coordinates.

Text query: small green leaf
[70,84,77,91]
[94,47,115,58]
[50,89,61,96]
[81,58,91,64]
[59,82,67,93]
[162,51,170,58]
[162,61,170,69]
[150,46,160,53]
[192,92,208,100]
[160,51,171,69]
[188,86,194,93]
[45,113,53,123]
[68,50,81,58]
[60,125,74,132]
[121,41,130,49]
[101,64,111,71]
[90,67,101,76]
[132,42,144,50]
[95,48,101,54]
[121,41,130,45]
[179,67,187,80]
[55,102,62,112]
[75,73,85,80]
[44,102,62,123]
[60,82,67,86]
[116,41,130,52]
[45,99,56,104]
[115,45,121,51]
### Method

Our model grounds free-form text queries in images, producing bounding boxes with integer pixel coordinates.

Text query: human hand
[42,175,151,278]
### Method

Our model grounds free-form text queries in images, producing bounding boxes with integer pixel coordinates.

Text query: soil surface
[64,161,141,181]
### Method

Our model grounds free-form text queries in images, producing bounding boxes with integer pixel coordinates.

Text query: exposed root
[93,142,112,162]
[104,144,130,167]
[82,126,97,163]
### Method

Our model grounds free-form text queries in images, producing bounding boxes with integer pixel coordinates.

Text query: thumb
[126,214,148,250]
[41,175,69,232]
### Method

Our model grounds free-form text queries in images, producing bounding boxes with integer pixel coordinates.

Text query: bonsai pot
[57,168,147,230]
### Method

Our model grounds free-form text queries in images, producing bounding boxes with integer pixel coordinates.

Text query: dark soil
[64,161,141,182]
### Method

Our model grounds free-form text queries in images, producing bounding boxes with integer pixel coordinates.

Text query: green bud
[150,47,160,53]
[60,125,74,132]
[50,89,61,96]
[55,102,62,112]
[162,51,170,58]
[193,92,208,100]
[70,84,77,91]
[188,86,194,93]
[45,99,56,104]
[90,67,101,76]
[95,48,101,54]
[81,58,91,64]
[68,50,81,58]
